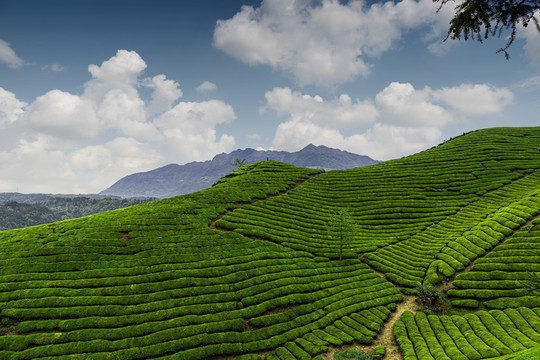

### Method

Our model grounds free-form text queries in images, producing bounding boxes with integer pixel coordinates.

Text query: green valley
[0,126,539,359]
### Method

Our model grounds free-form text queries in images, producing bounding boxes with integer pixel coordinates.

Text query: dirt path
[319,293,417,360]
[369,295,417,360]
[317,258,418,360]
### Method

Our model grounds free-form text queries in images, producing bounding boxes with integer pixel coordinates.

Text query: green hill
[0,126,539,359]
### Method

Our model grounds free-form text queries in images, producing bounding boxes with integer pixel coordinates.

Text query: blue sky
[0,0,539,193]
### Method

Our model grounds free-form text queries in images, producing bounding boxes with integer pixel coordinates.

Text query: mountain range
[100,144,378,199]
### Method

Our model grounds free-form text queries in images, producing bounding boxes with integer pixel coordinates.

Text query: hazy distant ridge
[100,144,378,199]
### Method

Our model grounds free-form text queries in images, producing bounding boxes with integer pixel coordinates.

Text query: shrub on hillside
[415,284,444,309]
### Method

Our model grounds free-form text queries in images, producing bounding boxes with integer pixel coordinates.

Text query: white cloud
[144,74,183,117]
[154,100,236,163]
[22,89,101,140]
[268,81,513,160]
[0,135,162,194]
[432,83,513,116]
[272,119,440,160]
[97,88,155,139]
[519,10,540,68]
[0,39,24,69]
[51,64,65,72]
[214,0,453,86]
[375,82,452,127]
[88,50,146,86]
[42,64,66,72]
[0,87,26,128]
[263,87,378,126]
[196,81,218,93]
[69,137,162,191]
[248,133,261,140]
[514,75,540,90]
[0,50,238,193]
[84,50,147,102]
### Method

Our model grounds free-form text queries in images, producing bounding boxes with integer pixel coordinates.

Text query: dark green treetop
[436,0,540,58]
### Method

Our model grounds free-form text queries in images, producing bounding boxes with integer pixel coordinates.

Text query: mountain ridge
[100,144,378,198]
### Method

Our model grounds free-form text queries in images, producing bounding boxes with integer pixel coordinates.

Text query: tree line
[0,197,152,231]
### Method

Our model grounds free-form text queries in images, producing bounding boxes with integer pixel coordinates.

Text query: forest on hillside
[0,197,152,230]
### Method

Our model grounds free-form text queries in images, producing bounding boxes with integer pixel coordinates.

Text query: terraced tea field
[0,126,539,359]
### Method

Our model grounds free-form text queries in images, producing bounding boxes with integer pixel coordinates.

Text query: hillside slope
[100,144,378,199]
[0,126,539,360]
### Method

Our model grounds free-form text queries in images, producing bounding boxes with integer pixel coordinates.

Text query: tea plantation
[0,126,539,359]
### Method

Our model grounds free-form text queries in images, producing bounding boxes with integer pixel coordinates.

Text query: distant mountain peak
[100,146,378,199]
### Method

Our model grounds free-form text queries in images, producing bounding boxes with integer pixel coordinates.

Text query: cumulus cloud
[263,87,378,126]
[84,50,146,102]
[154,100,236,163]
[272,119,441,160]
[0,39,24,69]
[22,89,101,140]
[196,81,218,93]
[0,50,237,193]
[432,83,513,116]
[144,74,183,117]
[375,82,452,127]
[268,82,513,160]
[0,87,26,128]
[214,0,453,86]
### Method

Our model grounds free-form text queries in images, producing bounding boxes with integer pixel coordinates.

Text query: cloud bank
[214,0,455,87]
[268,82,513,160]
[0,50,236,193]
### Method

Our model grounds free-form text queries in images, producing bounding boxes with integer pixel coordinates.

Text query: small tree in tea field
[231,157,246,168]
[328,208,356,261]
[415,283,444,311]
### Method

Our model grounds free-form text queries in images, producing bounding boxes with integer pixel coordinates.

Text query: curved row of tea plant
[263,305,392,360]
[365,173,540,290]
[447,215,540,309]
[394,307,540,360]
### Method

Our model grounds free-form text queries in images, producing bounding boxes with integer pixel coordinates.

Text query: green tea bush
[275,346,295,360]
[284,341,311,360]
[334,348,374,360]
[452,315,501,358]
[463,314,513,355]
[451,299,480,308]
[415,312,452,360]
[334,320,371,344]
[439,315,482,360]
[312,329,343,346]
[393,321,417,359]
[294,337,327,356]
